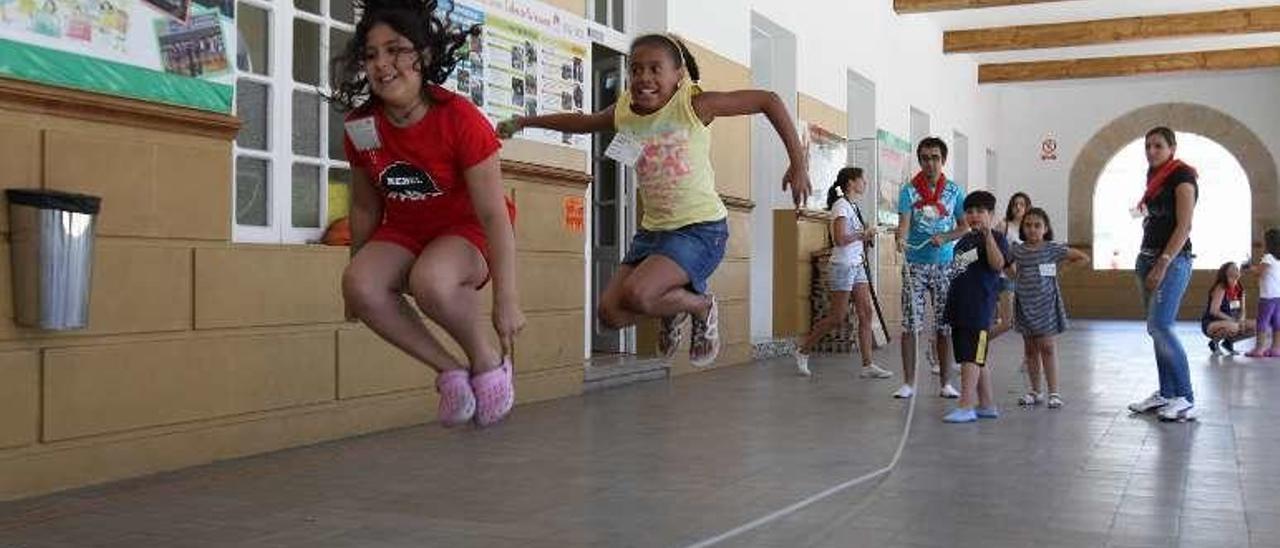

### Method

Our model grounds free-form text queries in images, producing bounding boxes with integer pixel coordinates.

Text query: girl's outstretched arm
[693,89,811,208]
[498,105,615,138]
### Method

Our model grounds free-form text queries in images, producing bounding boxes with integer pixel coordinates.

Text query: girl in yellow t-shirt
[500,34,809,368]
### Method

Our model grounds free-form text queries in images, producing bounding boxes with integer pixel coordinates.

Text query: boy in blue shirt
[941,190,1009,423]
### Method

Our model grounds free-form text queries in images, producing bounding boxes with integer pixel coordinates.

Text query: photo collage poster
[440,0,590,153]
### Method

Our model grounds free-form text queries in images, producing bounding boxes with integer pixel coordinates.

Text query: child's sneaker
[892,384,915,399]
[1158,397,1197,422]
[435,369,476,427]
[470,358,514,427]
[1046,393,1064,409]
[1018,392,1044,406]
[658,312,690,360]
[689,295,720,368]
[1128,391,1169,413]
[1208,339,1221,355]
[943,407,978,423]
[975,406,1000,419]
[859,364,894,379]
[794,350,811,377]
[939,384,961,399]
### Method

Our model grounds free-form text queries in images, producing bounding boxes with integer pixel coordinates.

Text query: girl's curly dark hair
[329,0,479,112]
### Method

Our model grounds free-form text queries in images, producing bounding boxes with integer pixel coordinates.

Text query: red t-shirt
[343,86,506,236]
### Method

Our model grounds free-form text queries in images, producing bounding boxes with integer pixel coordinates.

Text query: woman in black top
[1127,127,1199,422]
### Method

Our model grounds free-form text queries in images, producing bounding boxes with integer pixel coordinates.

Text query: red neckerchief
[911,171,948,216]
[1224,282,1243,303]
[1138,158,1192,209]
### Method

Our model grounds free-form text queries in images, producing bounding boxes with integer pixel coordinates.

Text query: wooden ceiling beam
[894,0,1067,14]
[978,45,1280,83]
[947,6,1280,53]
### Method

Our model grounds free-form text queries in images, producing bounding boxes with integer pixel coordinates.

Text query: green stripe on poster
[0,38,233,114]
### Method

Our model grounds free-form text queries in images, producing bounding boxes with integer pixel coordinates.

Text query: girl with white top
[1246,229,1280,357]
[794,168,892,379]
[992,192,1030,339]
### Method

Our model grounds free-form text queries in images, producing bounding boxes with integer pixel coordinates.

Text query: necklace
[386,100,425,126]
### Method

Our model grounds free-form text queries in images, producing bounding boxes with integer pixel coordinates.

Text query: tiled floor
[2,321,1278,547]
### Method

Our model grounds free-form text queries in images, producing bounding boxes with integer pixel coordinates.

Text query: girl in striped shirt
[1009,208,1090,409]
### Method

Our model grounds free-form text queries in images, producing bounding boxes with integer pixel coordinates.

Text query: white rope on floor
[682,356,922,548]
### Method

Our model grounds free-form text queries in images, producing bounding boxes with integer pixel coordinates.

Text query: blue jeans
[1136,252,1194,402]
[622,219,728,295]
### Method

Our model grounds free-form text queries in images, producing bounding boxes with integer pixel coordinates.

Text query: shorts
[622,218,728,295]
[1258,298,1280,331]
[951,327,990,366]
[829,261,869,292]
[370,201,516,288]
[901,262,954,334]
[999,276,1016,294]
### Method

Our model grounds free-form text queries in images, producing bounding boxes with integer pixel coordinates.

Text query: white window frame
[232,0,355,244]
[587,0,629,34]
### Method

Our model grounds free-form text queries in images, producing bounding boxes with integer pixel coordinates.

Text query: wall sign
[1040,135,1059,161]
[441,0,592,153]
[562,196,585,233]
[0,0,235,112]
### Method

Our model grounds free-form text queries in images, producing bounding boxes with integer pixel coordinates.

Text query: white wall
[667,1,999,190]
[990,69,1280,241]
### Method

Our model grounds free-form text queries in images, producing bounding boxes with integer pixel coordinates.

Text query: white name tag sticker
[604,132,644,166]
[344,117,381,151]
[1230,300,1242,310]
[1039,263,1057,277]
[956,249,978,269]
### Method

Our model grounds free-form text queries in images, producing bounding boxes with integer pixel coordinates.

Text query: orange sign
[563,196,585,233]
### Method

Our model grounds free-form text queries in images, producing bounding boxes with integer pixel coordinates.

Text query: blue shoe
[976,406,1000,419]
[943,407,978,423]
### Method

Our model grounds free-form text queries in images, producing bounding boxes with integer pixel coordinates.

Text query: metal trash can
[6,189,101,330]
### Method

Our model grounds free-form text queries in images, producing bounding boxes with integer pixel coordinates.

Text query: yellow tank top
[614,77,727,231]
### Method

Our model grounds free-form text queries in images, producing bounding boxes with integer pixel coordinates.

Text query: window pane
[292,163,322,228]
[329,101,347,160]
[328,167,351,223]
[611,0,624,31]
[293,19,321,85]
[593,0,607,25]
[293,90,321,156]
[329,27,352,75]
[295,0,320,15]
[236,157,270,226]
[236,2,268,75]
[236,79,269,150]
[331,0,353,24]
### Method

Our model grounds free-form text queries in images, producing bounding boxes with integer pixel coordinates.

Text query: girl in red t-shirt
[330,0,521,428]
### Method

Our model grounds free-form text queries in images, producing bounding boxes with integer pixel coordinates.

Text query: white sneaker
[940,384,961,399]
[1017,392,1044,406]
[1158,397,1197,422]
[892,384,915,399]
[859,364,894,379]
[1128,391,1169,414]
[794,351,811,377]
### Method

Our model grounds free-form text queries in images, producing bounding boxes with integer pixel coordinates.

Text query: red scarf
[1225,283,1242,304]
[1137,158,1193,209]
[911,171,948,216]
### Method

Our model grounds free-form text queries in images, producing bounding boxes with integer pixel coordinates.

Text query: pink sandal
[435,369,476,428]
[471,357,515,427]
[1248,348,1271,358]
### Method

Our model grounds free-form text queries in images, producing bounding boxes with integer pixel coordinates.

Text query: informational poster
[0,0,235,112]
[440,0,590,153]
[801,122,849,211]
[876,129,912,227]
